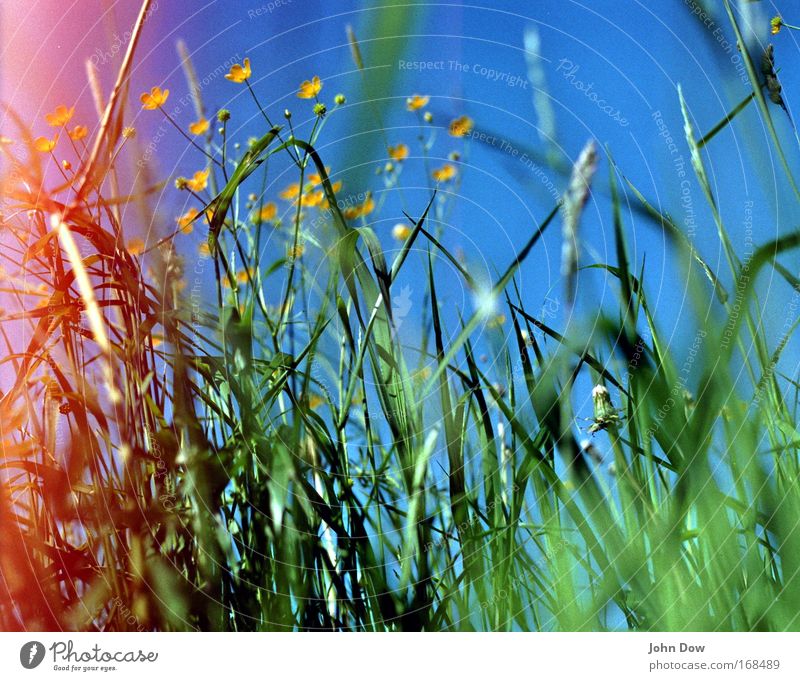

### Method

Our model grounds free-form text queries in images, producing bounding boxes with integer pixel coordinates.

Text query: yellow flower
[304,190,326,208]
[449,115,474,137]
[406,94,429,111]
[177,208,200,234]
[188,117,210,135]
[140,86,170,110]
[254,202,277,222]
[308,393,325,409]
[45,105,74,127]
[34,136,56,153]
[343,194,375,220]
[68,125,88,140]
[122,126,136,139]
[316,181,342,210]
[388,143,409,161]
[236,267,255,284]
[198,242,211,258]
[280,183,301,201]
[127,238,145,255]
[392,224,412,241]
[186,168,210,192]
[288,244,305,259]
[225,58,252,83]
[432,163,456,182]
[361,194,375,216]
[771,16,783,34]
[307,166,331,186]
[297,76,322,99]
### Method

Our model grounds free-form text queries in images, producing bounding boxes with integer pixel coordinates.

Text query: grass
[2,2,800,631]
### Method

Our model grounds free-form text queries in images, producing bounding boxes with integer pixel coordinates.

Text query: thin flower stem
[220,119,230,184]
[159,107,223,168]
[245,79,300,165]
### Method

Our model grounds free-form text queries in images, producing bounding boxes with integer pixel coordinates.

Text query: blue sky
[136,1,798,407]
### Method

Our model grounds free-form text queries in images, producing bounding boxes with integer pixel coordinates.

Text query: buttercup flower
[406,94,429,111]
[189,118,210,135]
[392,224,412,241]
[254,202,277,222]
[298,76,323,99]
[388,143,409,161]
[304,190,326,208]
[771,16,783,34]
[198,242,211,258]
[280,183,301,201]
[45,105,74,127]
[236,267,255,284]
[122,126,136,139]
[307,167,331,186]
[432,163,456,182]
[225,58,252,83]
[177,208,200,234]
[186,168,210,192]
[449,115,474,137]
[140,86,170,110]
[343,194,374,220]
[34,136,57,153]
[67,125,88,141]
[127,238,145,256]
